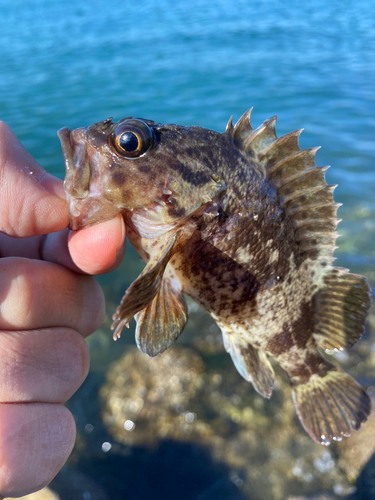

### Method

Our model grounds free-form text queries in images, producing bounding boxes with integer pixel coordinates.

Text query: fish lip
[58,126,92,200]
[58,127,85,229]
[57,127,74,186]
[65,193,122,231]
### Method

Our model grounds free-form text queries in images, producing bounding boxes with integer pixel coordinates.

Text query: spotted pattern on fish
[59,108,371,445]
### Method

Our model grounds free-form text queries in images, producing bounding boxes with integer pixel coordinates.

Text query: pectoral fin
[111,232,179,339]
[135,267,188,356]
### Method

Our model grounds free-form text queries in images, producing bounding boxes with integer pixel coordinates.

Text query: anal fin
[291,365,371,444]
[314,268,371,351]
[223,332,274,398]
[135,267,188,356]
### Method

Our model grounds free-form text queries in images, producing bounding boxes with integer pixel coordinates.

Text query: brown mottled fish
[58,109,371,444]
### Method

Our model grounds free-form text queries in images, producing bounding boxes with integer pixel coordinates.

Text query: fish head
[58,117,226,233]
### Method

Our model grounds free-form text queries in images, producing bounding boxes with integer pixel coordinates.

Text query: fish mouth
[58,127,121,231]
[58,127,90,199]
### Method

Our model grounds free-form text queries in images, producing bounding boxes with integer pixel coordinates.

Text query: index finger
[0,215,126,276]
[0,121,68,237]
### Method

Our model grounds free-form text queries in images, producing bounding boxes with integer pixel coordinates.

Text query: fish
[58,109,371,445]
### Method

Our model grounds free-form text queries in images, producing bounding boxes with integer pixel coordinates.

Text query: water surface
[0,0,374,498]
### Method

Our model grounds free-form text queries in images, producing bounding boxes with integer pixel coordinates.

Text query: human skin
[0,121,125,498]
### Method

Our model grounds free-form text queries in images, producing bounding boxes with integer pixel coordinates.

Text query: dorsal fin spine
[267,147,320,176]
[233,108,253,135]
[284,185,337,208]
[233,113,277,152]
[252,116,277,143]
[282,183,328,204]
[259,129,303,161]
[225,116,234,137]
[288,201,341,217]
[294,217,338,229]
[232,109,342,264]
[271,166,326,190]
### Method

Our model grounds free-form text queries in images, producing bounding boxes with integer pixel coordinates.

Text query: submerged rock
[287,493,342,500]
[101,346,206,446]
[17,488,60,500]
[100,337,373,500]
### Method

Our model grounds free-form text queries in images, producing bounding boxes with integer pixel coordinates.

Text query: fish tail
[290,364,371,445]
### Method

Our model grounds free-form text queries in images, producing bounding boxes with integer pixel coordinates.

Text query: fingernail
[119,213,126,242]
[116,215,126,260]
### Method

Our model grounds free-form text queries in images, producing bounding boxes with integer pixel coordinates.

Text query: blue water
[1,0,375,278]
[1,0,375,498]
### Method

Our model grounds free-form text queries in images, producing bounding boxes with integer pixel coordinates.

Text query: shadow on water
[349,452,375,500]
[51,440,246,500]
[47,444,375,500]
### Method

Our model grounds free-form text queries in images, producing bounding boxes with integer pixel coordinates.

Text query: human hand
[0,122,125,498]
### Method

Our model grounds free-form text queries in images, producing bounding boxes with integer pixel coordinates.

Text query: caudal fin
[291,366,371,445]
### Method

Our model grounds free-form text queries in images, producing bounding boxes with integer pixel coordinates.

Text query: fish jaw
[64,192,121,230]
[58,125,122,230]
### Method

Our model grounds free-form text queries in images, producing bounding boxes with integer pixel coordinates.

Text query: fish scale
[58,109,371,445]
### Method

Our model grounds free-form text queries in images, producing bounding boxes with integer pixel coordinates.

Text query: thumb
[0,121,69,237]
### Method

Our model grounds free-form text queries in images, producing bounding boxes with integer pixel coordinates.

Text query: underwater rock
[100,343,372,500]
[339,390,375,480]
[101,346,206,446]
[287,493,342,500]
[17,488,60,500]
[349,451,375,500]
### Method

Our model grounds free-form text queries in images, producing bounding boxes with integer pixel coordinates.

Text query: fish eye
[111,119,153,158]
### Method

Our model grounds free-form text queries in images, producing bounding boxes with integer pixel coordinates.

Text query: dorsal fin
[314,268,371,351]
[224,115,234,137]
[231,110,340,263]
